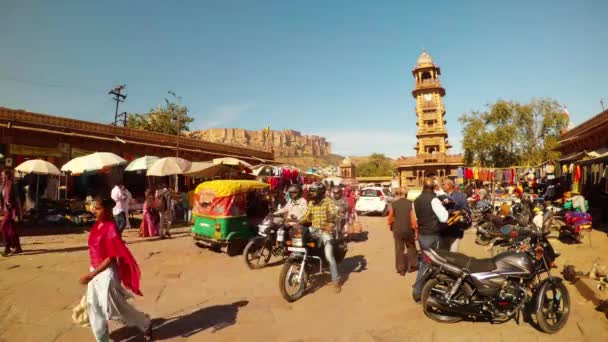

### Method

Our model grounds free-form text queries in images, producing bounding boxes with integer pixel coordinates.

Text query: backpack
[158,194,168,212]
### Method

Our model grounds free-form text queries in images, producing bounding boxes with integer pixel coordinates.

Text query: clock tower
[412,49,451,156]
[396,50,463,189]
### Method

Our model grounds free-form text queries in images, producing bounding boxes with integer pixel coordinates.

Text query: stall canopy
[125,156,159,172]
[15,159,62,209]
[61,152,127,174]
[147,157,192,176]
[15,159,61,176]
[213,157,253,170]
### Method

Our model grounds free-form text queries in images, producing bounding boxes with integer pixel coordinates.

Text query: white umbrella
[125,156,159,172]
[61,152,127,174]
[15,159,62,209]
[213,157,253,169]
[147,157,192,176]
[15,159,61,176]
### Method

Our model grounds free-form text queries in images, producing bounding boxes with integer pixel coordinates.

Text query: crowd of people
[1,170,474,341]
[385,177,473,303]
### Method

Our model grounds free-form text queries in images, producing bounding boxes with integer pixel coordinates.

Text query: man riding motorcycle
[300,182,341,293]
[330,187,350,238]
[274,185,308,224]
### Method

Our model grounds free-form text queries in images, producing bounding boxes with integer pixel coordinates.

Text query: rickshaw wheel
[227,240,246,256]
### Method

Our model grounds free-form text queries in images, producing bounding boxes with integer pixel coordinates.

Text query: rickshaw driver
[300,182,341,293]
[274,185,308,225]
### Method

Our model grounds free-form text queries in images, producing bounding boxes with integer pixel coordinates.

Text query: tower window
[421,71,432,80]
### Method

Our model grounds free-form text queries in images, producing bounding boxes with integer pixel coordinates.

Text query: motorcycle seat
[435,249,496,273]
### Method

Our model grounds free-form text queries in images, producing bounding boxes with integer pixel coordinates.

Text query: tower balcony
[412,79,446,97]
[416,128,447,136]
[418,102,439,111]
[419,112,441,121]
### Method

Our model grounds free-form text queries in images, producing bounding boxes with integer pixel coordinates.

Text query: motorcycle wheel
[279,260,308,302]
[421,275,471,323]
[243,237,272,269]
[535,281,570,334]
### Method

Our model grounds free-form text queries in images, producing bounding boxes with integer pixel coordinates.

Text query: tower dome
[341,156,353,166]
[416,49,435,67]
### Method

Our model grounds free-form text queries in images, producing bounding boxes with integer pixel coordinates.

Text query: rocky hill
[186,128,331,157]
[276,154,344,169]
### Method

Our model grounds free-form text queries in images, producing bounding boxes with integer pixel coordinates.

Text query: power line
[0,73,106,93]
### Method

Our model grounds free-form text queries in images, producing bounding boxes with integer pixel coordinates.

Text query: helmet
[308,182,327,201]
[512,203,523,216]
[287,185,302,199]
[331,187,342,200]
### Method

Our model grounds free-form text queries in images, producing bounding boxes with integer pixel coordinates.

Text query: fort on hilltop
[186,128,331,157]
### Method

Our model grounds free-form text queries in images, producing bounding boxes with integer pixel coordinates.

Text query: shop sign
[8,144,62,158]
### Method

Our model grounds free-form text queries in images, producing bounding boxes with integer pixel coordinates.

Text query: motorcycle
[278,224,348,302]
[243,214,289,269]
[475,202,530,247]
[418,213,570,334]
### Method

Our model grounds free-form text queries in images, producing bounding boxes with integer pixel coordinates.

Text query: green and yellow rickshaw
[191,179,270,255]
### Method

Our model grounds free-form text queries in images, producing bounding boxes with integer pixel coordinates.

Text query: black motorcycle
[278,225,347,302]
[243,215,289,269]
[419,220,570,334]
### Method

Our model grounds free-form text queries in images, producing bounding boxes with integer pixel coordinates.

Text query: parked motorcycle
[475,202,530,247]
[278,225,348,302]
[243,214,289,269]
[419,217,569,333]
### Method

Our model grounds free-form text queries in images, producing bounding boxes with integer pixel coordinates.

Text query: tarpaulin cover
[194,180,268,197]
[193,180,268,217]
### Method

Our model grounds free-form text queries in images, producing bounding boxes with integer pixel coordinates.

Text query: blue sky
[1,0,606,158]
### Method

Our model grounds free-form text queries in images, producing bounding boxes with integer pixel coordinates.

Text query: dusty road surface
[1,216,608,342]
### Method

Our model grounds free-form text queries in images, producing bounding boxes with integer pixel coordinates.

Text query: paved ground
[1,217,608,342]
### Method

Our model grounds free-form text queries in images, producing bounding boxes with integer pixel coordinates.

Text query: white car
[355,187,394,216]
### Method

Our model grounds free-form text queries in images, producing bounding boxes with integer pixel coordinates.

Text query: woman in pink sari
[139,190,159,237]
[1,170,22,256]
[80,197,152,341]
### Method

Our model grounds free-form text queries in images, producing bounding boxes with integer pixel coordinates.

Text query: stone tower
[395,50,463,189]
[412,50,451,156]
[339,157,356,178]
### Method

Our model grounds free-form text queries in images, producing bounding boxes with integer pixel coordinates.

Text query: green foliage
[127,98,194,135]
[459,98,566,167]
[357,153,395,177]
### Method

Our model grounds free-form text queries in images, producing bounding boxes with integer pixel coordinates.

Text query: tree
[357,153,395,177]
[126,97,194,135]
[459,98,566,167]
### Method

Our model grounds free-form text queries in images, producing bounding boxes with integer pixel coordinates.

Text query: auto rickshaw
[191,180,270,255]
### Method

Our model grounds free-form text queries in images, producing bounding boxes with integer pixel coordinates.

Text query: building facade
[396,51,463,189]
[0,107,274,171]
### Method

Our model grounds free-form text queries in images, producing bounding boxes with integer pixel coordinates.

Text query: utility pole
[601,98,606,112]
[109,85,127,126]
[168,91,183,158]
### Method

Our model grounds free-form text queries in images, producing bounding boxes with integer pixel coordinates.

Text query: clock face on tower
[423,93,433,102]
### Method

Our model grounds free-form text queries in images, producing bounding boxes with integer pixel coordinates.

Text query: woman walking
[1,169,22,256]
[139,189,159,237]
[80,197,152,341]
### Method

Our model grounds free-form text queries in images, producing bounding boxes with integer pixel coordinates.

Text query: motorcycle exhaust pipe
[425,296,483,317]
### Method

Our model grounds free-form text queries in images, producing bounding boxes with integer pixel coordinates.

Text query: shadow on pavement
[10,232,191,256]
[305,254,368,295]
[110,300,249,341]
[339,254,368,286]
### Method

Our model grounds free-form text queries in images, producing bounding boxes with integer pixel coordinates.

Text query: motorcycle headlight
[292,237,303,247]
[258,224,269,233]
